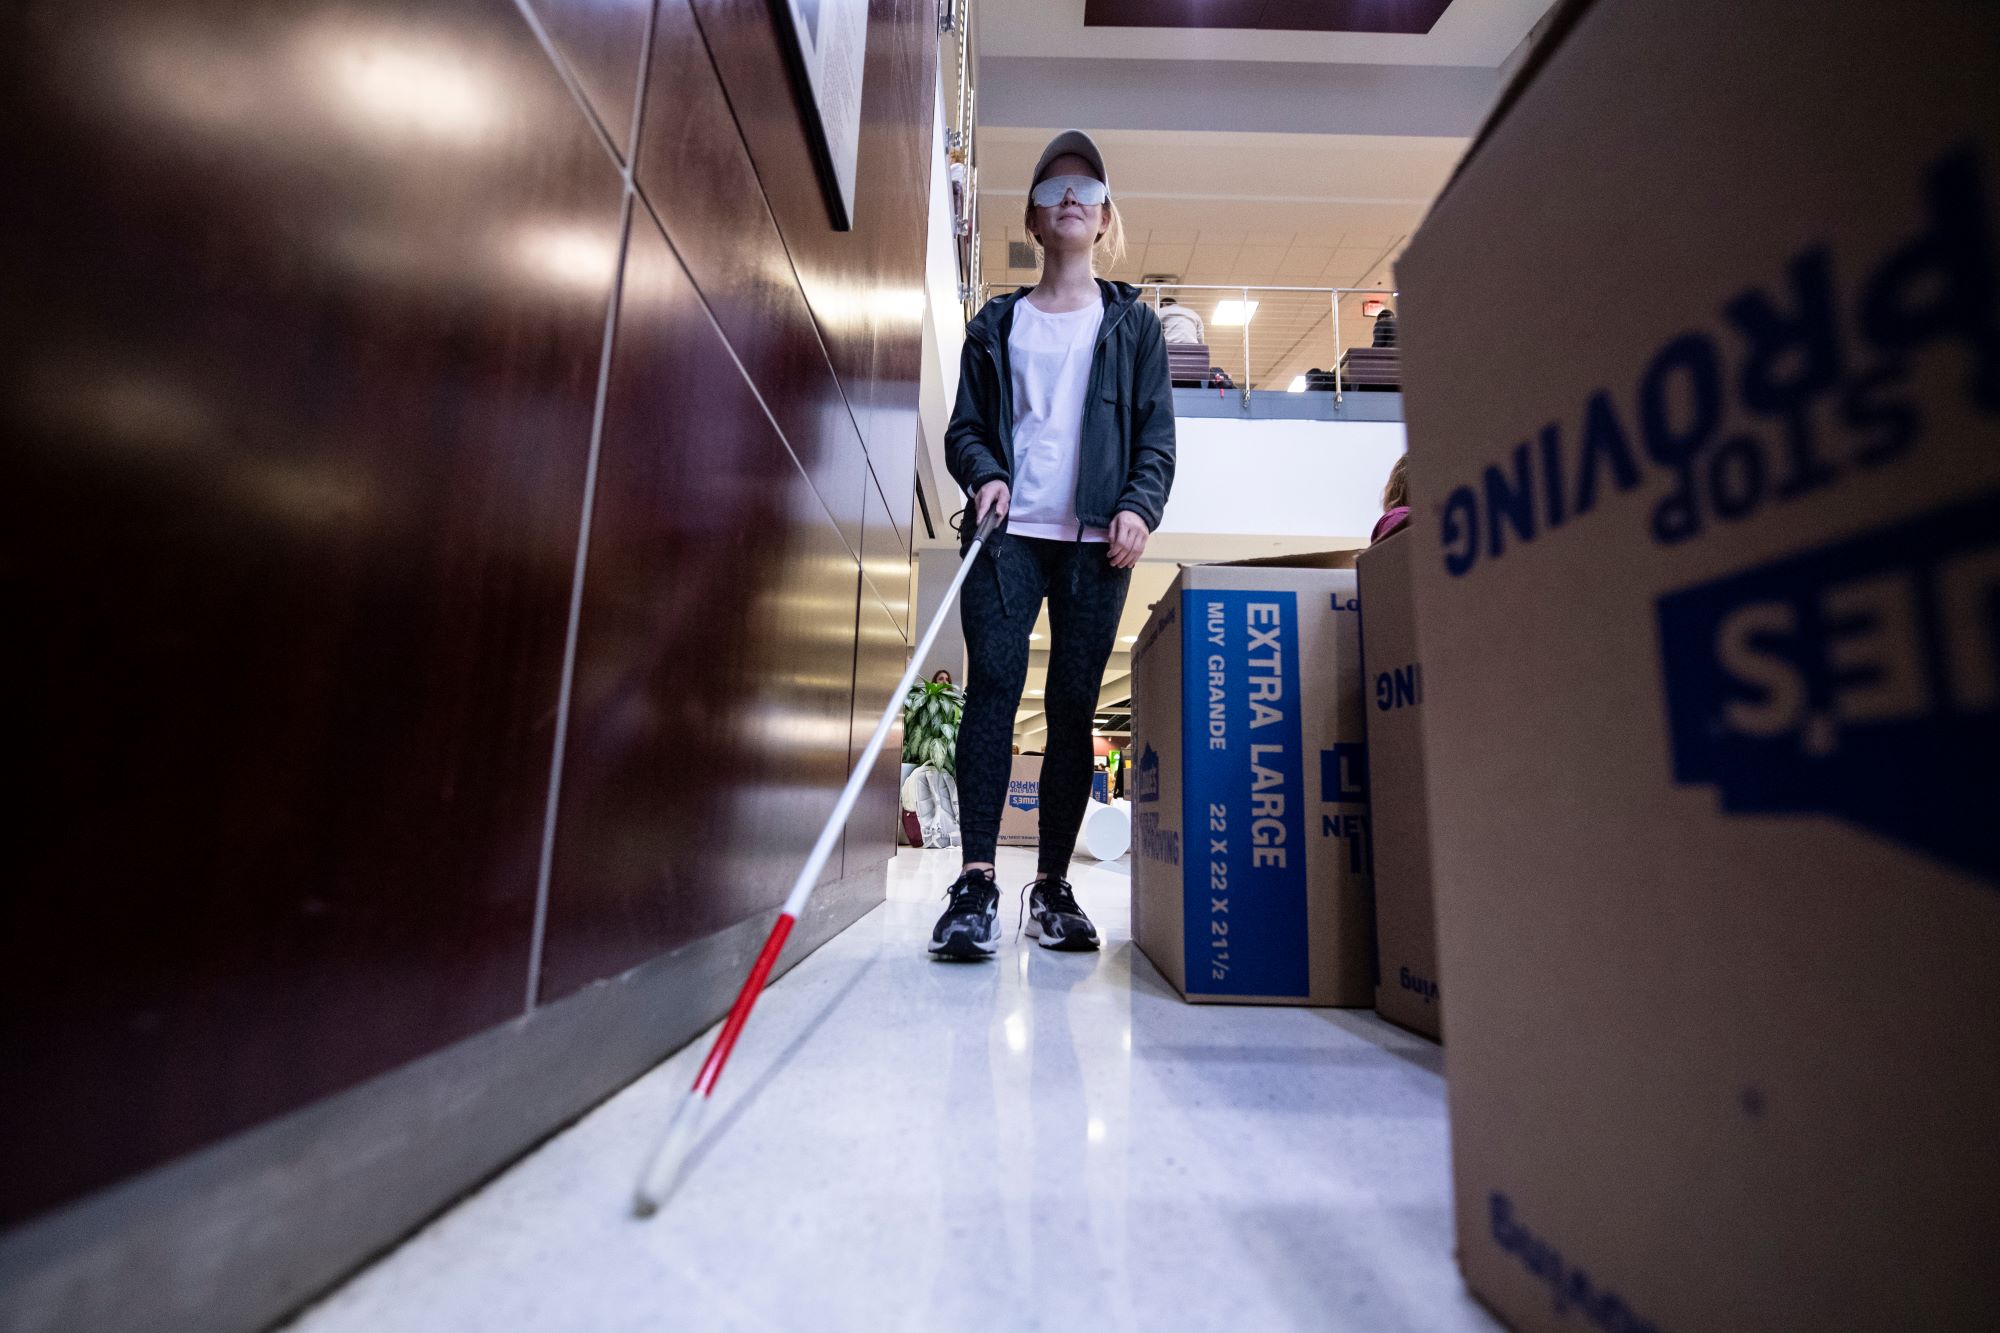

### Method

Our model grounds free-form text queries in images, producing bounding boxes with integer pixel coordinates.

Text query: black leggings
[957,535,1131,874]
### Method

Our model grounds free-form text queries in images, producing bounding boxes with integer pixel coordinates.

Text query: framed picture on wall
[770,0,868,231]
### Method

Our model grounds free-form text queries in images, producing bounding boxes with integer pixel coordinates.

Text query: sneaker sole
[1024,918,1099,952]
[929,926,999,960]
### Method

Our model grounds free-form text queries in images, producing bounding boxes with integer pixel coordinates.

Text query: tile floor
[288,846,1498,1333]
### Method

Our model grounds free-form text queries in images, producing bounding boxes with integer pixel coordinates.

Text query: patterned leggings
[956,535,1131,874]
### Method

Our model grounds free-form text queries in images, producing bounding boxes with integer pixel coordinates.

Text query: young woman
[931,129,1175,959]
[1372,453,1411,543]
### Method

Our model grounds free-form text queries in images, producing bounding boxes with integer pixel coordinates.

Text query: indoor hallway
[287,846,1496,1333]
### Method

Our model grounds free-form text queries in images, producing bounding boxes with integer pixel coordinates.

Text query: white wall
[1157,416,1407,547]
[912,547,967,684]
[916,68,966,529]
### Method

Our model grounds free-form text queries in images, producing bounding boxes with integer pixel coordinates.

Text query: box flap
[1186,548,1361,572]
[1430,0,1598,206]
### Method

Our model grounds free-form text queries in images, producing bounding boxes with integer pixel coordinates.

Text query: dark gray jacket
[945,280,1176,543]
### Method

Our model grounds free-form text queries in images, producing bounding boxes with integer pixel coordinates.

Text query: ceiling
[980,0,1556,65]
[976,127,1451,389]
[968,0,1559,264]
[953,1,1556,735]
[978,127,1453,290]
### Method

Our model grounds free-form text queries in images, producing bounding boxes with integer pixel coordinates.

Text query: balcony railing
[979,282,1401,402]
[939,0,980,323]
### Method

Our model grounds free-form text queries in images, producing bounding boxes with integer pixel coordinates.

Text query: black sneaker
[1024,877,1099,952]
[929,868,1001,960]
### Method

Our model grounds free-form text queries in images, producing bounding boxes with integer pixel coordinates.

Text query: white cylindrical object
[1077,798,1130,861]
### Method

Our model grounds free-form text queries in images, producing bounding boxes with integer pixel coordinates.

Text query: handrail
[941,0,980,322]
[974,281,1401,402]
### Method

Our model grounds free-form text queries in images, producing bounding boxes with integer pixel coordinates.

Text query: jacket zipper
[1076,289,1136,537]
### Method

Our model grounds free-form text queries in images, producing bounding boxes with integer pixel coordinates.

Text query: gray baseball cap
[1031,129,1109,192]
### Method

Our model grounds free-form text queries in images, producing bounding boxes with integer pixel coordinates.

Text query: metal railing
[940,0,980,323]
[978,282,1400,402]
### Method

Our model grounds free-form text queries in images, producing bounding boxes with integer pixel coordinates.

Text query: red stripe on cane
[691,912,797,1097]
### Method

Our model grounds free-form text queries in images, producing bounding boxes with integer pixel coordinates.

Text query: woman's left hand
[1107,511,1150,569]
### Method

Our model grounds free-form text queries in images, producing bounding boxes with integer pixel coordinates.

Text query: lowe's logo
[1657,491,2000,884]
[1318,744,1372,875]
[1320,743,1369,803]
[1136,743,1161,802]
[1007,779,1039,813]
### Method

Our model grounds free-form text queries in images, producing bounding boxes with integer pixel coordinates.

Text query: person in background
[1158,296,1205,345]
[1363,296,1398,348]
[931,668,954,686]
[1304,367,1337,392]
[1372,453,1411,543]
[937,128,1176,960]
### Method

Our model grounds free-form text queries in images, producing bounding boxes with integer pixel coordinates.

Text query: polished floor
[290,846,1497,1332]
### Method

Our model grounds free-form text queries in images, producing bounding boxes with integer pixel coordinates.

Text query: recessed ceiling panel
[1082,0,1456,36]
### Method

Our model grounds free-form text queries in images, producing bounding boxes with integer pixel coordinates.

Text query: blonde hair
[1023,196,1126,273]
[1382,453,1411,510]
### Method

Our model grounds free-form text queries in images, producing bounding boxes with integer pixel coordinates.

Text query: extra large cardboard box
[1129,556,1374,1005]
[1396,0,2000,1327]
[1355,529,1440,1041]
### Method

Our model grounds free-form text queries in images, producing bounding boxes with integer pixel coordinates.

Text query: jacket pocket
[1099,391,1126,451]
[1101,392,1131,466]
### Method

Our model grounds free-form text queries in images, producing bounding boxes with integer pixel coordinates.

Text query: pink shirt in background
[1371,506,1411,544]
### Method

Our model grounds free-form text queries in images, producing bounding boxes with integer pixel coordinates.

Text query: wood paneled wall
[1,0,930,1230]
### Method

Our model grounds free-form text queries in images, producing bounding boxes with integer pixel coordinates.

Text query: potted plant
[902,678,965,776]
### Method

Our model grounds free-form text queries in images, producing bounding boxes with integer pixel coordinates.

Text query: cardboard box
[1129,555,1375,1006]
[1355,529,1440,1041]
[996,754,1040,846]
[1396,0,2000,1327]
[996,762,1111,847]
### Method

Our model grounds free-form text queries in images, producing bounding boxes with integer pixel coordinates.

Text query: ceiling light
[1287,375,1306,393]
[1029,633,1043,641]
[1119,634,1136,642]
[1211,299,1258,326]
[1027,689,1044,696]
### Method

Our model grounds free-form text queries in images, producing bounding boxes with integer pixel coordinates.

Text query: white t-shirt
[1006,297,1108,542]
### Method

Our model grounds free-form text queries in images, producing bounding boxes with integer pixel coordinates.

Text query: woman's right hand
[974,480,1010,525]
